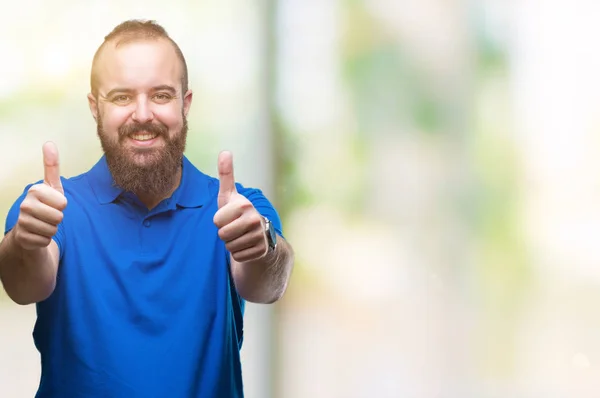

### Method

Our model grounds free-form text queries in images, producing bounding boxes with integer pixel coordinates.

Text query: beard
[97,115,188,198]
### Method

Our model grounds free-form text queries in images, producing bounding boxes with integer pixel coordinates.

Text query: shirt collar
[88,156,122,204]
[172,156,211,208]
[88,155,211,208]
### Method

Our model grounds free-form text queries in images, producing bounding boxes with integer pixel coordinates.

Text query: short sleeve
[237,185,284,238]
[4,181,66,260]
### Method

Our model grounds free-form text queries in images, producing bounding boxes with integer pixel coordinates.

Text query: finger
[16,231,52,250]
[43,141,64,194]
[18,213,59,238]
[225,229,265,254]
[230,245,268,263]
[29,184,67,211]
[217,216,256,242]
[217,151,237,208]
[27,203,64,226]
[213,204,244,229]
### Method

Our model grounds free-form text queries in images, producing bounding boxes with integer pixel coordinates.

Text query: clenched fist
[213,151,269,263]
[13,142,67,251]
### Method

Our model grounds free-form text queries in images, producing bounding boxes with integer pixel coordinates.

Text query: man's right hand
[13,142,67,251]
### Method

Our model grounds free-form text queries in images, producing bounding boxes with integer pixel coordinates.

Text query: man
[0,19,294,398]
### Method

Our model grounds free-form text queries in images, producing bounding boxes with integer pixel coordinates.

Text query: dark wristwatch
[263,216,277,253]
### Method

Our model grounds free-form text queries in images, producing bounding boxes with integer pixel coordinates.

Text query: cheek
[153,107,185,131]
[100,107,132,131]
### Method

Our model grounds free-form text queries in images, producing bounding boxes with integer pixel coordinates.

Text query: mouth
[130,132,159,142]
[126,132,162,149]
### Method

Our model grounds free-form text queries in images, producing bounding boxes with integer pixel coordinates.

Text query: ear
[182,89,193,117]
[87,93,99,122]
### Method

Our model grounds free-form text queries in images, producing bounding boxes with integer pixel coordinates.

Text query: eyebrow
[104,85,178,98]
[152,85,178,95]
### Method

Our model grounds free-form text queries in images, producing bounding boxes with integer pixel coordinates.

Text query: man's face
[88,38,193,196]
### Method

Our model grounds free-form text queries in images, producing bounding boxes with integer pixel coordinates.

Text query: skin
[0,142,64,304]
[0,37,294,305]
[214,151,295,303]
[88,38,192,208]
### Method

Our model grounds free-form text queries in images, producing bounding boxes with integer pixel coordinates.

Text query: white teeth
[131,133,158,141]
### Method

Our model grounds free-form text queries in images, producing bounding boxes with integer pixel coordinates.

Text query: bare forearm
[0,230,57,305]
[231,236,294,304]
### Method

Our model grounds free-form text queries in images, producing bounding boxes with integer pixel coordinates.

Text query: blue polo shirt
[4,155,283,398]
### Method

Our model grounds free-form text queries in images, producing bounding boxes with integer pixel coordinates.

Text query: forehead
[95,38,182,94]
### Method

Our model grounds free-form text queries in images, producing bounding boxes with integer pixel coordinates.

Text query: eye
[111,95,131,104]
[153,93,173,103]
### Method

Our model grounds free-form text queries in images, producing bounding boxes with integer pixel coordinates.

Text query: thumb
[43,141,64,194]
[217,151,237,208]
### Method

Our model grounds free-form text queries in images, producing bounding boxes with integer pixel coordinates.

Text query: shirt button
[143,220,151,227]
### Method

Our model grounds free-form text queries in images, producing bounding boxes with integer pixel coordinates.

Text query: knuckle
[255,244,265,257]
[49,190,67,209]
[248,214,262,228]
[27,184,41,194]
[28,183,47,197]
[27,187,45,201]
[57,196,68,211]
[250,233,262,245]
[257,229,268,241]
[239,200,253,210]
[48,225,58,237]
[13,229,23,244]
[19,199,33,213]
[16,214,28,227]
[257,236,267,247]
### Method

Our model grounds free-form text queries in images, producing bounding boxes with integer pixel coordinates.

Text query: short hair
[90,19,189,97]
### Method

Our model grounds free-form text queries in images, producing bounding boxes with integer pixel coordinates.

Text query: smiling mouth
[130,133,158,141]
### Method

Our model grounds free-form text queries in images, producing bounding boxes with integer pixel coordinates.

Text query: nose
[131,96,154,123]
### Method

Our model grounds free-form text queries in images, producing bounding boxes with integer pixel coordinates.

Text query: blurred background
[2,0,600,397]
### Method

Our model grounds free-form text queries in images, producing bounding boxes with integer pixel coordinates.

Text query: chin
[127,150,161,166]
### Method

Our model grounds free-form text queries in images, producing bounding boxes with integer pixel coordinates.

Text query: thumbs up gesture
[13,142,68,251]
[213,151,269,263]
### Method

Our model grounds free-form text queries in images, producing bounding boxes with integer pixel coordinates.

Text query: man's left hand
[213,151,268,263]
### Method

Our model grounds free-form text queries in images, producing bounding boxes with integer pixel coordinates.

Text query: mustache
[118,122,168,139]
